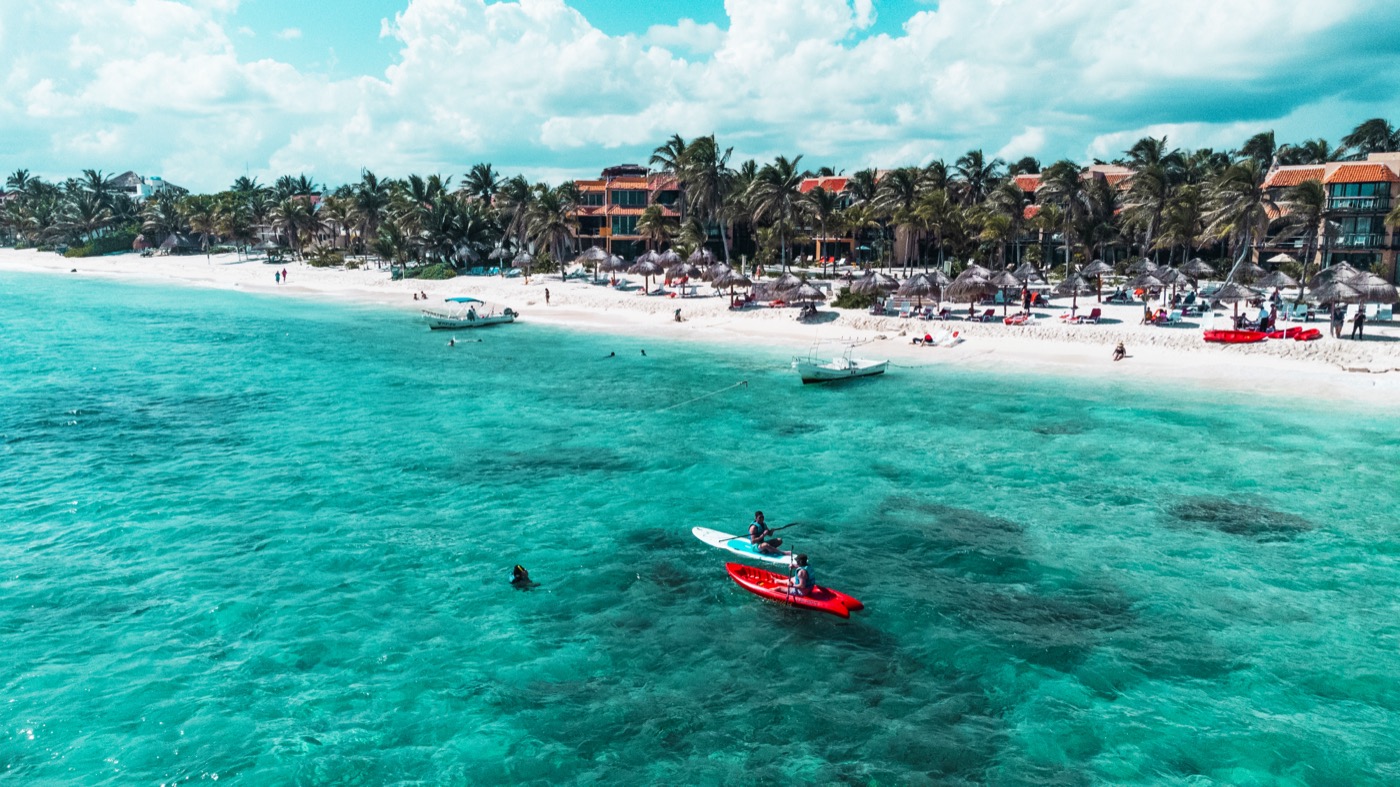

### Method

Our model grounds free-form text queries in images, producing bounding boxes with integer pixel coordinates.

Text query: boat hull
[422,309,517,330]
[795,360,888,384]
[724,562,862,618]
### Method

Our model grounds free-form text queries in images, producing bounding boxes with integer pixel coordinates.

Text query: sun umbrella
[1053,272,1094,315]
[629,256,664,292]
[1127,257,1158,275]
[772,272,802,293]
[488,246,510,260]
[1012,261,1043,282]
[1129,272,1165,293]
[712,270,752,298]
[1351,272,1398,304]
[703,262,732,282]
[1076,259,1113,303]
[1266,252,1299,265]
[688,247,715,265]
[1181,258,1215,279]
[946,274,996,313]
[666,262,701,280]
[989,270,1022,317]
[928,269,952,290]
[1309,280,1362,305]
[1232,260,1266,282]
[658,248,681,266]
[788,282,826,303]
[961,262,991,279]
[897,272,937,309]
[1208,280,1258,320]
[851,271,898,294]
[1309,261,1362,288]
[1255,270,1298,290]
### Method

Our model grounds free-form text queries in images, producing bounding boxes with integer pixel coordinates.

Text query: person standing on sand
[1352,308,1366,340]
[1330,306,1345,338]
[282,268,288,283]
[545,288,550,305]
[274,271,280,285]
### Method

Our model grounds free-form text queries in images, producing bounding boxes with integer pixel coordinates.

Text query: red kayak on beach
[724,562,864,618]
[1203,329,1267,344]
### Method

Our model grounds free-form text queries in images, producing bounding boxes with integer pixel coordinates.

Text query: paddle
[735,522,800,541]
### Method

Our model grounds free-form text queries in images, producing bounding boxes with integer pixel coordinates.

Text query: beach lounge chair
[976,308,996,322]
[1377,305,1393,321]
[1003,313,1032,326]
[1166,309,1182,324]
[898,304,913,319]
[1062,307,1103,324]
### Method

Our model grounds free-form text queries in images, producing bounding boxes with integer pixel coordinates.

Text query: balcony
[1327,195,1392,213]
[1335,233,1387,249]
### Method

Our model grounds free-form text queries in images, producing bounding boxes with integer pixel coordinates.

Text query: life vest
[794,565,814,592]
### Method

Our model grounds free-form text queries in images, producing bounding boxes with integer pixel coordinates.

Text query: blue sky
[2,0,1399,192]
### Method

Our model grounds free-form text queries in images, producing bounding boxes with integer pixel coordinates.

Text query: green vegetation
[4,117,1399,282]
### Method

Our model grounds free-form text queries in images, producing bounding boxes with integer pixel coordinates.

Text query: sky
[3,0,1400,192]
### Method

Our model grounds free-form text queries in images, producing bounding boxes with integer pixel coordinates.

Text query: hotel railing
[1327,196,1391,212]
[1335,233,1387,249]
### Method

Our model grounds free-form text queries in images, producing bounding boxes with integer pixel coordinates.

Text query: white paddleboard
[692,527,795,565]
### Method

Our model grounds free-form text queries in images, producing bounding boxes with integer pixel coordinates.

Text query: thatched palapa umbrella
[1351,272,1398,305]
[1209,281,1258,321]
[688,247,716,266]
[512,249,533,277]
[1181,258,1215,287]
[897,272,937,309]
[1231,259,1266,283]
[1309,280,1362,306]
[788,282,826,304]
[1053,272,1094,315]
[629,255,665,292]
[989,269,1022,317]
[850,271,899,312]
[1012,261,1043,282]
[1309,261,1362,288]
[577,245,608,282]
[1266,252,1299,266]
[712,270,752,299]
[1127,257,1157,275]
[946,271,996,316]
[1255,270,1298,291]
[1080,259,1114,301]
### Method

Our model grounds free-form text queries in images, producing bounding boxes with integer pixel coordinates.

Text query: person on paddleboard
[755,537,789,557]
[788,554,814,596]
[748,511,772,543]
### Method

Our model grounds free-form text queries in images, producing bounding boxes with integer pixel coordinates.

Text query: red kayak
[1203,329,1267,344]
[1265,326,1304,340]
[725,562,863,618]
[1293,328,1322,341]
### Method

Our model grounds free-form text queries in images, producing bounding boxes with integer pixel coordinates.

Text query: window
[610,190,648,207]
[580,192,604,206]
[611,215,639,235]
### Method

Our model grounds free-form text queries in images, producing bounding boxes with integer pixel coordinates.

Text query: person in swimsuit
[788,554,814,596]
[748,511,772,544]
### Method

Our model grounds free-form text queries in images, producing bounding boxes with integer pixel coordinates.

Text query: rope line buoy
[657,380,749,412]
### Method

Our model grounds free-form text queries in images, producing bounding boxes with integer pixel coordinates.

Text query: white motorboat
[421,297,519,330]
[791,346,888,384]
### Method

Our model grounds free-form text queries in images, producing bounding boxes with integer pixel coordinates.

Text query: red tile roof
[1325,163,1400,184]
[1013,174,1040,192]
[1264,166,1324,189]
[1023,205,1040,220]
[1103,172,1133,187]
[799,177,849,194]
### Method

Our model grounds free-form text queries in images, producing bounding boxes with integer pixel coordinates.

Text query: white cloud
[1,0,1398,191]
[275,27,301,40]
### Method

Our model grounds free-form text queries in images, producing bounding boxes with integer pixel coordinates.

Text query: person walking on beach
[274,271,280,285]
[1330,305,1345,338]
[545,288,550,305]
[1352,308,1366,340]
[1021,287,1031,314]
[282,268,288,283]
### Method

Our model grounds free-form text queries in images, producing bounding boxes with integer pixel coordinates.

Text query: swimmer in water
[510,564,535,588]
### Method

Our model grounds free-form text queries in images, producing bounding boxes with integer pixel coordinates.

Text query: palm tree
[801,186,842,275]
[680,135,733,263]
[877,166,927,272]
[1007,157,1040,176]
[316,196,352,251]
[650,134,688,222]
[1239,131,1277,167]
[180,195,218,257]
[270,197,312,258]
[524,183,578,280]
[1277,139,1342,165]
[1205,158,1279,280]
[1036,160,1093,271]
[347,170,390,259]
[985,180,1029,266]
[1121,164,1171,259]
[5,169,34,194]
[140,194,186,244]
[634,204,676,251]
[1154,184,1206,265]
[80,169,119,208]
[1342,118,1399,156]
[1277,179,1327,300]
[748,155,804,271]
[61,191,113,244]
[462,163,499,203]
[214,194,254,257]
[953,150,1004,205]
[845,169,880,207]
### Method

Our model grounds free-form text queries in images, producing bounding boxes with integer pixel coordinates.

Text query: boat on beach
[792,344,888,384]
[421,297,518,330]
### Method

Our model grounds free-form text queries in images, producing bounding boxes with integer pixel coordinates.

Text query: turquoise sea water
[3,271,1400,785]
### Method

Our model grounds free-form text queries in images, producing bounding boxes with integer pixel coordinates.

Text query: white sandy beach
[7,247,1400,405]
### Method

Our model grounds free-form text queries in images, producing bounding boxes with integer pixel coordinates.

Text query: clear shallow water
[2,272,1400,785]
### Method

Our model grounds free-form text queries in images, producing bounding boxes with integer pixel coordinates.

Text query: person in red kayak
[748,511,772,544]
[787,554,814,596]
